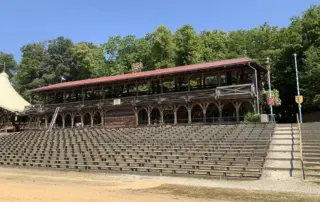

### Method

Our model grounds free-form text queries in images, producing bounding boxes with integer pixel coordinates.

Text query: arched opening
[150,108,161,125]
[222,103,236,122]
[239,101,254,121]
[191,104,204,123]
[64,114,72,127]
[177,105,188,123]
[206,103,220,123]
[83,113,91,126]
[55,114,63,128]
[138,108,148,125]
[93,111,102,125]
[163,107,174,124]
[74,113,82,127]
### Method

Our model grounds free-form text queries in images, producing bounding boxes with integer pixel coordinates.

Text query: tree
[303,45,320,104]
[200,30,228,61]
[102,35,152,75]
[39,36,74,84]
[0,52,17,78]
[14,43,46,98]
[71,42,106,78]
[149,25,176,69]
[226,30,248,58]
[175,25,203,65]
[301,5,320,48]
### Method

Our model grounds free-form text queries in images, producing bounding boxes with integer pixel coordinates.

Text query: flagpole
[294,53,303,123]
[267,57,274,122]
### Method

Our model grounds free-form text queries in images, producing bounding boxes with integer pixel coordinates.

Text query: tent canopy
[0,72,30,112]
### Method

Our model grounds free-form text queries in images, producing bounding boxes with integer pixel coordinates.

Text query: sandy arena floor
[0,167,320,202]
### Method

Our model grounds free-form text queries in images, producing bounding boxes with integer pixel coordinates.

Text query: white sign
[113,99,121,105]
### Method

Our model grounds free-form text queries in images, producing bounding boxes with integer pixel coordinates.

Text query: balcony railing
[24,84,255,114]
[216,84,255,99]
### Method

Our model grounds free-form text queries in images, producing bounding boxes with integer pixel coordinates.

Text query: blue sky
[0,0,318,61]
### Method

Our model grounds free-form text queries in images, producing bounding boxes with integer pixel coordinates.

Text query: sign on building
[267,98,274,106]
[295,96,303,104]
[113,99,121,105]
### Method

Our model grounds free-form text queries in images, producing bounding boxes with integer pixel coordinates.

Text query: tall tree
[39,36,74,84]
[149,25,176,69]
[0,52,17,78]
[200,30,228,61]
[14,43,46,98]
[175,25,203,65]
[71,42,106,78]
[102,35,152,75]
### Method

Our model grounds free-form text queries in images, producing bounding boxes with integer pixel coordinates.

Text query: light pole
[294,53,303,123]
[267,57,274,122]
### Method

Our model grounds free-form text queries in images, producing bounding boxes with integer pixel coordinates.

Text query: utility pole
[294,53,303,123]
[267,57,274,122]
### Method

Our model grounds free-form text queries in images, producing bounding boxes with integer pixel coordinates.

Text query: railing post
[296,113,305,180]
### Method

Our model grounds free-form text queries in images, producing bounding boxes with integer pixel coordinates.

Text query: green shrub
[244,112,260,123]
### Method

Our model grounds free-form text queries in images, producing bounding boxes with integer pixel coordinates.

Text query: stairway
[263,124,302,179]
[301,123,320,183]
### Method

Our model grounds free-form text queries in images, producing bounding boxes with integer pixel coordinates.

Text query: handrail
[296,113,305,180]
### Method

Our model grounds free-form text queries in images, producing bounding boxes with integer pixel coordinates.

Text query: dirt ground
[0,167,319,202]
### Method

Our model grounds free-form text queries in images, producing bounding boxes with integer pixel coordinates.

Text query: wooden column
[71,114,74,128]
[234,102,241,123]
[219,102,223,123]
[160,79,163,94]
[187,105,192,124]
[91,113,94,127]
[134,110,139,126]
[45,115,48,129]
[101,110,104,127]
[187,75,190,91]
[62,114,65,129]
[160,107,164,125]
[81,88,85,102]
[147,107,151,126]
[81,114,84,128]
[173,105,177,125]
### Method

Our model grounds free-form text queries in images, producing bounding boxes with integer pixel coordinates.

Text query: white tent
[0,72,30,112]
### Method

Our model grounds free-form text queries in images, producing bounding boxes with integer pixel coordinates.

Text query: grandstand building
[25,57,266,129]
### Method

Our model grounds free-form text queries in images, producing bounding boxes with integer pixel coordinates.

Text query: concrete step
[264,159,301,170]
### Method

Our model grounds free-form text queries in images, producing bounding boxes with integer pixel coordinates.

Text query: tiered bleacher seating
[301,123,320,183]
[0,124,274,180]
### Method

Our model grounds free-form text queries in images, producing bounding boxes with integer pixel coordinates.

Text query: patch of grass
[142,184,320,202]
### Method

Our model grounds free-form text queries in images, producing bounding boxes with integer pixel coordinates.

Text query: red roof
[31,57,263,93]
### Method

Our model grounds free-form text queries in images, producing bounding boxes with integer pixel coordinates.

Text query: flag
[60,76,66,82]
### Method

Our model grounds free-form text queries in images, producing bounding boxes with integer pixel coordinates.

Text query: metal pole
[267,57,273,121]
[294,53,303,123]
[248,63,260,114]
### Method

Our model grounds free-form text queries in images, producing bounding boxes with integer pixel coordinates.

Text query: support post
[218,103,223,123]
[45,115,48,129]
[188,106,192,124]
[71,114,74,128]
[174,105,177,125]
[91,113,94,127]
[294,54,303,123]
[160,108,164,124]
[62,114,65,129]
[147,107,151,126]
[81,114,84,128]
[101,111,104,126]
